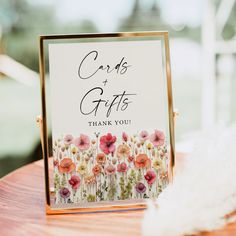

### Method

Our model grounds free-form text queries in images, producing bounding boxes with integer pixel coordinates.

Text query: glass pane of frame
[39,32,175,213]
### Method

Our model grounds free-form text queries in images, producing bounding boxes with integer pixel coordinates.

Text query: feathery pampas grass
[142,125,236,236]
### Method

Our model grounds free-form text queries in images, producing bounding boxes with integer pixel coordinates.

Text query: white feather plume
[142,125,236,236]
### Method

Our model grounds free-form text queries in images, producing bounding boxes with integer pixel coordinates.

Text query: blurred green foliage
[0,0,98,71]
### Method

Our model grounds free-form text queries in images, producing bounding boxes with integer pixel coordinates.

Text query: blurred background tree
[1,0,55,70]
[0,0,98,71]
[118,0,201,41]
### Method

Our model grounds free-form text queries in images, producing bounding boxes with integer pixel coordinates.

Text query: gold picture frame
[38,31,175,214]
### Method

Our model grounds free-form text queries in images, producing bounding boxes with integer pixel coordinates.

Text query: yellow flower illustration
[153,159,163,170]
[146,143,153,150]
[77,162,87,175]
[71,147,78,155]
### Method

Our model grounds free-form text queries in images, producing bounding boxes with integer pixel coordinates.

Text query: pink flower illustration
[64,134,74,145]
[99,133,116,154]
[144,170,156,185]
[59,187,71,199]
[122,132,128,142]
[69,175,81,189]
[74,134,90,151]
[135,182,146,193]
[128,155,134,163]
[139,130,149,141]
[150,130,165,147]
[53,159,59,167]
[105,164,116,175]
[117,162,128,173]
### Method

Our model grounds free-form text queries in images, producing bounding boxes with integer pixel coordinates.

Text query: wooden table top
[0,158,235,236]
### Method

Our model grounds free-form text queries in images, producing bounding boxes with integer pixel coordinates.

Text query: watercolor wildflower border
[53,130,169,205]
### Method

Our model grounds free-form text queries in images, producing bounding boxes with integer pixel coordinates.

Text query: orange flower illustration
[58,158,75,173]
[117,144,130,159]
[96,153,106,165]
[135,154,150,168]
[92,164,102,176]
[85,175,96,185]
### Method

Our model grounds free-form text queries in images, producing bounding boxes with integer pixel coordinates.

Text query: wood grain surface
[0,157,235,236]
